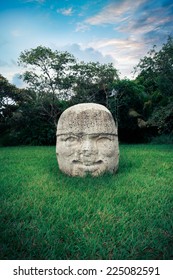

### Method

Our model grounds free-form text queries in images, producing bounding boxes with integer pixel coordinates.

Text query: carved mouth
[72,160,103,166]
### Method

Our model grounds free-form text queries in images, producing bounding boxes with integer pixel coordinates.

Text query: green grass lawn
[0,144,173,260]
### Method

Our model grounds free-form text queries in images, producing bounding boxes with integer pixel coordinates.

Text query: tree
[18,46,76,126]
[135,36,173,103]
[0,73,70,145]
[0,74,21,135]
[14,46,120,145]
[109,79,147,142]
[134,36,173,136]
[19,46,119,123]
[8,95,68,145]
[148,103,173,135]
[70,61,119,107]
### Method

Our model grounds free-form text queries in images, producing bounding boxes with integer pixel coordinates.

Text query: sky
[0,0,173,87]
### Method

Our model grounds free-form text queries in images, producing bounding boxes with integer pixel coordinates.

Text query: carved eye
[65,136,78,143]
[97,136,111,142]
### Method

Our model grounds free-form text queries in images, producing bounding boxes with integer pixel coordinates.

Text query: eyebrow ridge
[56,133,118,136]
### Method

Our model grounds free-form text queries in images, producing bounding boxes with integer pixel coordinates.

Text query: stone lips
[56,103,117,135]
[56,103,119,177]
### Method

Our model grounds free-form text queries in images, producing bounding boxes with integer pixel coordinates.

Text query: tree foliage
[0,74,22,136]
[135,36,173,100]
[19,46,76,97]
[109,79,148,142]
[19,46,76,125]
[1,46,120,145]
[134,36,173,136]
[1,38,173,146]
[18,46,119,126]
[71,61,119,106]
[0,73,69,145]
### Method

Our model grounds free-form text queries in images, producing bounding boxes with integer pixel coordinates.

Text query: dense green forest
[0,37,173,146]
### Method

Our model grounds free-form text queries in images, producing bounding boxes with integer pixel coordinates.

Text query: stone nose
[81,138,97,155]
[82,140,92,154]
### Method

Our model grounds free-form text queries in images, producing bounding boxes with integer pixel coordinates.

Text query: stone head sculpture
[56,103,119,177]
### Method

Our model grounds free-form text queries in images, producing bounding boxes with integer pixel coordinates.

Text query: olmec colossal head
[56,103,119,177]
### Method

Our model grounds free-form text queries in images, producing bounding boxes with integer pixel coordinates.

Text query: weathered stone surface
[56,103,119,177]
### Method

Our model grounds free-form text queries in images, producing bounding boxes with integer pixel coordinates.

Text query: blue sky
[0,0,173,86]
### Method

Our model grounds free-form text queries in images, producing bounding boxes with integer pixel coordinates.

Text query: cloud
[11,73,25,88]
[84,0,173,45]
[86,37,149,78]
[116,1,173,39]
[75,0,144,32]
[23,0,45,3]
[57,7,73,16]
[58,43,116,65]
[85,0,145,26]
[11,29,23,37]
[76,0,173,77]
[75,22,90,32]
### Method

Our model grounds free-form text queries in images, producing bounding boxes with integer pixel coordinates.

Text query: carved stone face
[56,103,119,177]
